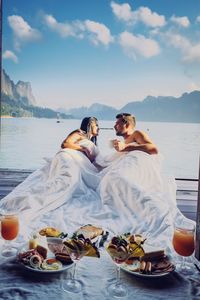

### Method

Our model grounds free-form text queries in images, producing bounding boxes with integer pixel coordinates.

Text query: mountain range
[1,69,200,122]
[59,92,200,123]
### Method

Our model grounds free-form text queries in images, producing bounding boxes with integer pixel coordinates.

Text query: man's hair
[116,113,136,127]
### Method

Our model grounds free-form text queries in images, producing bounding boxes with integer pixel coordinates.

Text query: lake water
[0,118,200,179]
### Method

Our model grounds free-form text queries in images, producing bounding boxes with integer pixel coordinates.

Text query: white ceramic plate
[20,260,73,274]
[120,261,175,278]
[18,237,73,274]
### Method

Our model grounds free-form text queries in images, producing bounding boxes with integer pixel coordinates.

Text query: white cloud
[111,1,132,22]
[111,1,166,27]
[196,16,200,23]
[183,44,200,62]
[43,14,114,46]
[43,14,77,38]
[137,7,166,28]
[149,27,161,36]
[8,15,41,49]
[84,20,114,46]
[187,82,200,92]
[2,50,18,63]
[167,33,190,48]
[119,31,160,59]
[167,32,200,63]
[171,15,190,27]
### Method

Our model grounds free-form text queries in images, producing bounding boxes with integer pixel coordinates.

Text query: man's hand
[113,139,126,152]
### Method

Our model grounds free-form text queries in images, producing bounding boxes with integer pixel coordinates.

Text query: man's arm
[114,130,158,155]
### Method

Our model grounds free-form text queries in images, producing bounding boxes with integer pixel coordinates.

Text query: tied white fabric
[0,139,193,249]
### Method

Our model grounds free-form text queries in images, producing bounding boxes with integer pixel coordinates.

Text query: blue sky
[2,0,200,110]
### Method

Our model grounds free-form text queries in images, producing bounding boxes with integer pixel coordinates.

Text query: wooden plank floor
[0,168,198,221]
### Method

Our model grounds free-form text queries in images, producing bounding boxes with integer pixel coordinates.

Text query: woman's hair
[80,117,98,145]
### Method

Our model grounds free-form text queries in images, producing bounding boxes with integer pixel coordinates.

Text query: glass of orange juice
[0,212,19,257]
[172,222,195,275]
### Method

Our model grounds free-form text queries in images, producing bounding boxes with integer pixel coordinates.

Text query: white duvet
[0,139,192,250]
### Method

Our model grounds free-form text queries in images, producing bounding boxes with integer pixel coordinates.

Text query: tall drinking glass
[1,213,19,257]
[106,240,130,298]
[172,222,195,275]
[62,240,89,293]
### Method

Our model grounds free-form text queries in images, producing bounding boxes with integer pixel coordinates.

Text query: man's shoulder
[131,130,147,142]
[132,130,144,137]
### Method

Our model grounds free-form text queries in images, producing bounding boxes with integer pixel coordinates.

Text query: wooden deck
[0,168,198,221]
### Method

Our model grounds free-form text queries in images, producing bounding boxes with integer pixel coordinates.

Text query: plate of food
[121,256,175,278]
[120,242,175,278]
[106,233,175,278]
[18,224,107,273]
[18,235,73,274]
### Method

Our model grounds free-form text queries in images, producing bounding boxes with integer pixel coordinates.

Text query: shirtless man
[113,113,158,155]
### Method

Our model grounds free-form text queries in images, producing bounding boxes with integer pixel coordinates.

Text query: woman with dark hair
[61,117,99,162]
[0,116,102,234]
[80,117,98,145]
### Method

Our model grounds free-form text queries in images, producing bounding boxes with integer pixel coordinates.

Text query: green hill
[1,94,73,119]
[1,69,73,119]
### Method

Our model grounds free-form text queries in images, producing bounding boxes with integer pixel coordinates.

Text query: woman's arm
[61,131,95,162]
[61,130,84,150]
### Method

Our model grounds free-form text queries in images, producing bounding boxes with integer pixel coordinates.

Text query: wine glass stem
[71,262,77,281]
[181,256,186,269]
[4,240,11,249]
[116,265,121,286]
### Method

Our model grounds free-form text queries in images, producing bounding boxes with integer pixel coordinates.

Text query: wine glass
[62,239,89,293]
[0,213,19,257]
[172,222,195,275]
[105,238,130,298]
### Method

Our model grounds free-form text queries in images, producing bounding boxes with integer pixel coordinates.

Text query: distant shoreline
[1,115,14,118]
[1,115,36,119]
[0,116,199,123]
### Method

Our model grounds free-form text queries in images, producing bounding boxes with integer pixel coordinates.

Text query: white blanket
[0,141,192,250]
[97,151,189,247]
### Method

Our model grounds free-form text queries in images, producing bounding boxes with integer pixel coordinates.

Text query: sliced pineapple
[129,244,145,258]
[84,243,100,258]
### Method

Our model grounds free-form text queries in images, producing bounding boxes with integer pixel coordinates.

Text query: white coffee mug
[109,139,115,148]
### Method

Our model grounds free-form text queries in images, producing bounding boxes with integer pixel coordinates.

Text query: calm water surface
[0,118,200,179]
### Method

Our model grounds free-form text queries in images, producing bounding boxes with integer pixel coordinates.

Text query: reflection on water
[0,118,200,178]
